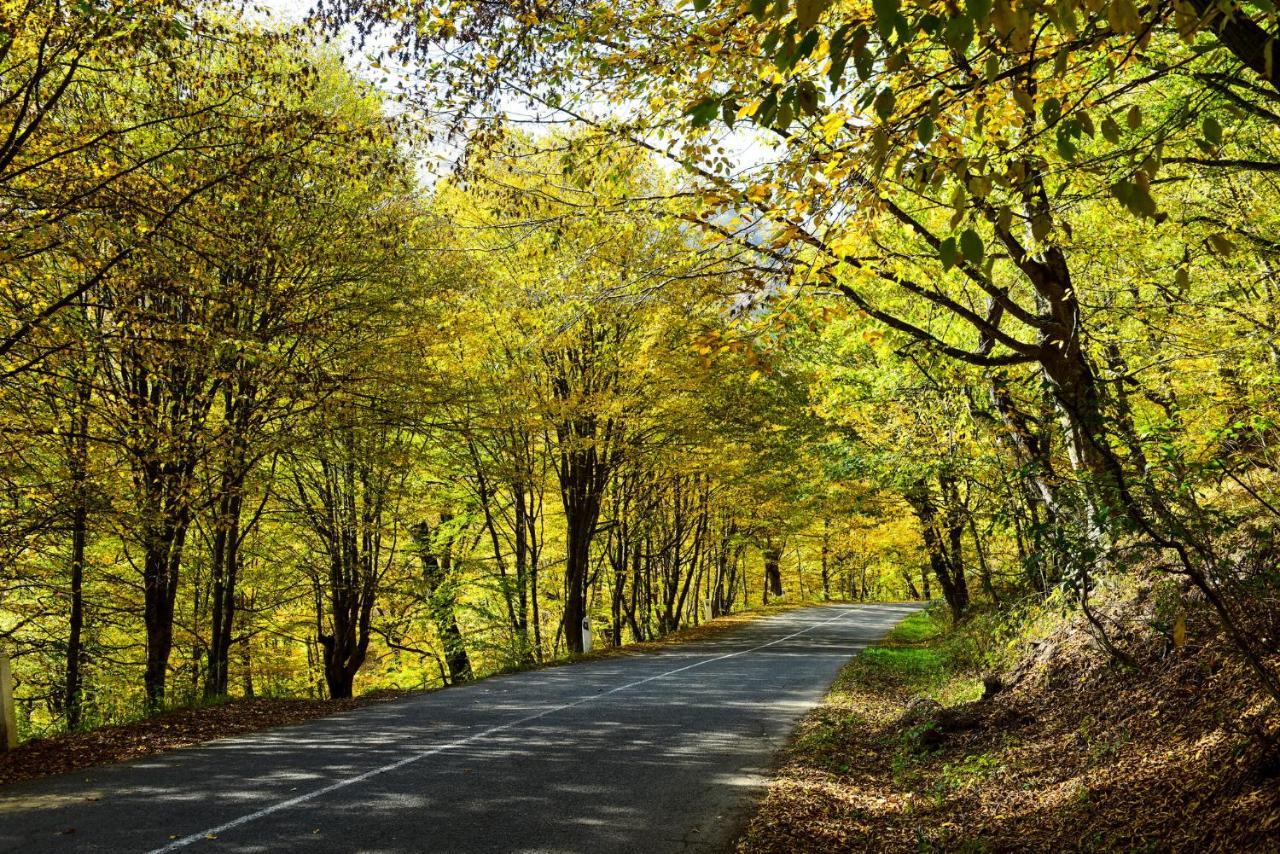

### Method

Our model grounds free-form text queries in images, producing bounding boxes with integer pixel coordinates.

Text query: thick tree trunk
[320,637,357,699]
[609,518,627,646]
[558,445,609,653]
[711,545,728,618]
[142,507,188,710]
[906,478,969,620]
[318,568,371,701]
[563,518,590,654]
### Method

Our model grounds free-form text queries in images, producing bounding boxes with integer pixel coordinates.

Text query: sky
[239,0,778,180]
[251,0,311,21]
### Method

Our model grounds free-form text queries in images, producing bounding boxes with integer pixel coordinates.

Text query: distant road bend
[0,603,919,854]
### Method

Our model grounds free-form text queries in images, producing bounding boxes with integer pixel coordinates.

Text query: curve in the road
[0,603,919,854]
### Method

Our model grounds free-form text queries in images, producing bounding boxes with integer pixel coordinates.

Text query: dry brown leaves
[738,596,1280,853]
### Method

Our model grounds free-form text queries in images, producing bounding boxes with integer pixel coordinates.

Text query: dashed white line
[147,606,857,853]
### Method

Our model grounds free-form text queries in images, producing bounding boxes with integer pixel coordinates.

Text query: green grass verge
[831,607,983,706]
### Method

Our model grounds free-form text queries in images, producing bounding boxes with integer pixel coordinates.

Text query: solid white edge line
[147,605,860,853]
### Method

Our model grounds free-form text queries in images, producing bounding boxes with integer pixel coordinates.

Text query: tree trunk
[64,384,90,729]
[413,517,472,684]
[205,464,245,699]
[239,633,254,699]
[820,518,831,601]
[142,509,188,710]
[763,546,783,599]
[905,477,969,620]
[902,569,922,600]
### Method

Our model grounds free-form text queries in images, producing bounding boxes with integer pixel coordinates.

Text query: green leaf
[776,97,794,130]
[967,0,993,23]
[959,228,984,265]
[828,57,849,89]
[874,86,896,121]
[1041,97,1061,126]
[774,30,797,70]
[873,0,900,39]
[795,0,831,29]
[828,24,850,80]
[917,114,935,144]
[1056,132,1077,161]
[686,96,727,126]
[1054,46,1070,76]
[1110,178,1157,218]
[692,0,712,11]
[945,14,975,52]
[757,91,779,126]
[1101,116,1121,144]
[1030,215,1051,241]
[796,28,820,62]
[722,98,738,129]
[796,81,819,115]
[939,236,958,270]
[762,28,780,55]
[685,96,721,126]
[1078,110,1095,137]
[1107,0,1140,32]
[984,55,1000,81]
[1126,104,1143,130]
[854,45,874,80]
[1203,115,1223,146]
[894,12,912,40]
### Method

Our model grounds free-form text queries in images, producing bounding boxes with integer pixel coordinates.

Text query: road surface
[0,603,919,853]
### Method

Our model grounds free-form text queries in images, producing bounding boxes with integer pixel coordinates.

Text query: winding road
[0,603,918,853]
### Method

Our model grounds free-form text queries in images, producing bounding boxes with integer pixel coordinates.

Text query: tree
[288,402,413,699]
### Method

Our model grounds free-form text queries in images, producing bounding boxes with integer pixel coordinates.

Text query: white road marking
[147,606,858,853]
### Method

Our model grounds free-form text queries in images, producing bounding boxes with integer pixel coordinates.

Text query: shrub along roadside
[738,591,1280,853]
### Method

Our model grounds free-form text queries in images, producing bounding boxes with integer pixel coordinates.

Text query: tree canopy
[0,0,1279,747]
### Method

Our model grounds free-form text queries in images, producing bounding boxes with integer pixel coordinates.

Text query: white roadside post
[580,616,592,654]
[0,650,16,751]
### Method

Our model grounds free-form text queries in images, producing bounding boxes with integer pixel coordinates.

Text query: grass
[830,608,983,707]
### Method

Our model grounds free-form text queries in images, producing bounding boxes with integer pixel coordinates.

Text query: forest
[2,0,1280,841]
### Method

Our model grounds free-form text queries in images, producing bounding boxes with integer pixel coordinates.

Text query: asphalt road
[0,603,919,854]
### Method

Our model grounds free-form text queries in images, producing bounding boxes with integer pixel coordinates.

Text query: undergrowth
[739,584,1280,853]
